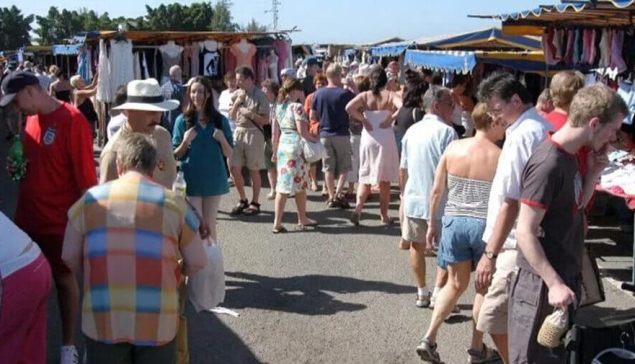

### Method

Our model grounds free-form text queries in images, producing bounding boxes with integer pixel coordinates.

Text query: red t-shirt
[544,110,568,130]
[15,103,97,236]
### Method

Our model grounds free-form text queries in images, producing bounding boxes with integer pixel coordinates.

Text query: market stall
[473,0,635,292]
[80,29,295,144]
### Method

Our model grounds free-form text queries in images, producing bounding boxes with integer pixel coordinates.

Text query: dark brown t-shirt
[517,138,585,282]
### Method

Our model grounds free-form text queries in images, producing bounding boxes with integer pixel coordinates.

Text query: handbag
[187,238,225,312]
[302,139,327,163]
[579,246,605,308]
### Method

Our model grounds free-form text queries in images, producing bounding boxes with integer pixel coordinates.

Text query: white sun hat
[113,79,180,112]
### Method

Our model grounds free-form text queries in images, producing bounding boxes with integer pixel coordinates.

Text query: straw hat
[113,79,179,112]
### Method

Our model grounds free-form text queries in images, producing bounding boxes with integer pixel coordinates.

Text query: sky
[6,0,548,44]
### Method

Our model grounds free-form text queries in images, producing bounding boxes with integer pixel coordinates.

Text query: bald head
[169,66,182,81]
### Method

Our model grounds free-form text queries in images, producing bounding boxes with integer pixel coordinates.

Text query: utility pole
[266,0,281,31]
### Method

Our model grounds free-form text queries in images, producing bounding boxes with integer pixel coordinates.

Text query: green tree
[242,18,267,32]
[0,6,34,49]
[210,0,238,31]
[145,3,214,31]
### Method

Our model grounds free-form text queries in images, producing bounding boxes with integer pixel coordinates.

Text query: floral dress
[275,101,310,195]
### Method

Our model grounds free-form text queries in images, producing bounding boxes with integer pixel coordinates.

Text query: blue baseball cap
[0,71,40,107]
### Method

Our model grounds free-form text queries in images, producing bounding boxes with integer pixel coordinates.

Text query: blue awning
[415,27,540,51]
[405,50,477,74]
[52,44,83,56]
[344,48,356,57]
[370,41,413,57]
[404,50,576,75]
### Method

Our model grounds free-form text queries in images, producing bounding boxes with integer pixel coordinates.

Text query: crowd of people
[0,51,634,364]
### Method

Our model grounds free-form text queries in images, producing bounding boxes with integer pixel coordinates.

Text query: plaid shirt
[67,172,200,345]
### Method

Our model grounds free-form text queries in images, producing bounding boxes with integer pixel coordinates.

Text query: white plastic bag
[187,239,225,312]
[302,139,326,163]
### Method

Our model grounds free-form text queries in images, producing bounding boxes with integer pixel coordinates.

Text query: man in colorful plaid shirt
[62,132,207,364]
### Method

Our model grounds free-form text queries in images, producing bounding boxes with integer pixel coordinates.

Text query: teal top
[172,113,233,197]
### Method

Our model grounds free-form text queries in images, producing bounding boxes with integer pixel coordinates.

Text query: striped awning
[470,1,635,36]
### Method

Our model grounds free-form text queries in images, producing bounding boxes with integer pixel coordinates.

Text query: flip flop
[272,226,288,234]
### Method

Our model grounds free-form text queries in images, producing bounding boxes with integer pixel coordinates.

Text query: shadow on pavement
[223,272,412,315]
[186,302,265,364]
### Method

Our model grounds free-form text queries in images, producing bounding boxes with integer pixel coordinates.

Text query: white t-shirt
[482,107,554,250]
[107,114,127,140]
[218,89,237,131]
[0,211,41,279]
[401,114,458,220]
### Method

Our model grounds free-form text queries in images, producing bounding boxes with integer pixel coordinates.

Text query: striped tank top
[444,174,492,220]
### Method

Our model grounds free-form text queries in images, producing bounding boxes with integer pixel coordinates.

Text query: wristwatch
[484,251,498,260]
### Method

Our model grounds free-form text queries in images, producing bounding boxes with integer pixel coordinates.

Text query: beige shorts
[401,216,428,244]
[476,249,518,335]
[232,127,265,171]
[321,136,352,176]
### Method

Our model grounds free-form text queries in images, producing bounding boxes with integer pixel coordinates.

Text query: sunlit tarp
[415,27,541,51]
[370,41,414,57]
[404,50,575,75]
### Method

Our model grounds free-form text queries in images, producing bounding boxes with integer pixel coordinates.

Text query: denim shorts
[437,216,486,270]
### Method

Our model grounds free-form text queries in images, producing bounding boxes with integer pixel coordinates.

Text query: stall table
[595,185,635,291]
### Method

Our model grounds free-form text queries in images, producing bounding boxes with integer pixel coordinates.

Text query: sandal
[298,220,319,229]
[350,212,361,226]
[336,197,351,209]
[230,199,249,215]
[466,344,501,363]
[272,226,288,234]
[243,201,261,216]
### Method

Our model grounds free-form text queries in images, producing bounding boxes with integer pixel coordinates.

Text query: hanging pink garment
[611,30,627,73]
[274,39,289,75]
[564,29,575,64]
[257,55,268,85]
[588,30,598,65]
[543,29,559,65]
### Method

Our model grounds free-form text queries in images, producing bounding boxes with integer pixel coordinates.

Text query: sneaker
[60,346,79,364]
[416,293,432,308]
[416,337,442,363]
[467,345,501,363]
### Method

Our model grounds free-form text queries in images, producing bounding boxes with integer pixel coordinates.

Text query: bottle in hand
[172,171,187,198]
[9,135,27,181]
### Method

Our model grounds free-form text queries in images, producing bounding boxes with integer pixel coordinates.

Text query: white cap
[281,68,296,78]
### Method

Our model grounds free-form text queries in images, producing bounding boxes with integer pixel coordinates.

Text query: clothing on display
[159,41,184,83]
[109,39,135,102]
[133,52,142,80]
[231,39,257,71]
[96,39,112,103]
[268,49,279,83]
[200,40,221,77]
[600,161,635,196]
[77,50,92,83]
[618,81,635,125]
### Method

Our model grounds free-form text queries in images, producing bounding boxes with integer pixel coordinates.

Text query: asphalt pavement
[1,119,634,364]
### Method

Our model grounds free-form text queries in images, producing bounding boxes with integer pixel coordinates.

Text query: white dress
[109,40,134,101]
[358,110,400,185]
[96,39,112,103]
